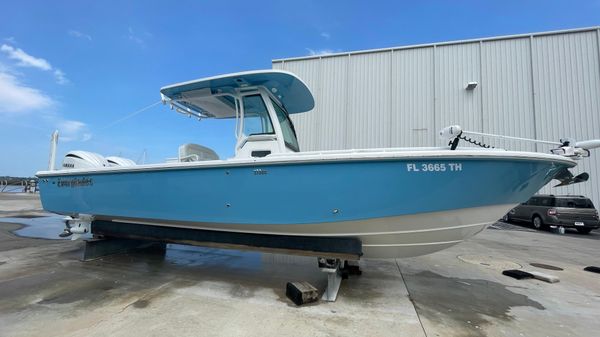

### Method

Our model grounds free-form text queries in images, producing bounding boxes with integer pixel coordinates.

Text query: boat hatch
[160,70,315,118]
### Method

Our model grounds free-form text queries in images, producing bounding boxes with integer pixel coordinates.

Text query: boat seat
[178,143,219,162]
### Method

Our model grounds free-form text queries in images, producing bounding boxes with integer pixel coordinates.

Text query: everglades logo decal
[57,177,93,188]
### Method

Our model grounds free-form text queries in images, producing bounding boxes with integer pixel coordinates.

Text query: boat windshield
[270,98,300,152]
[242,95,274,136]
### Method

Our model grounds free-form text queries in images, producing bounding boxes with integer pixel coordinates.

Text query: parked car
[503,195,600,234]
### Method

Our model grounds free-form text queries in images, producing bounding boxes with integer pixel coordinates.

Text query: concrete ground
[1,193,599,337]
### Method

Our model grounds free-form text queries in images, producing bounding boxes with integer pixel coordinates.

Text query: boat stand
[89,220,362,259]
[319,258,362,302]
[319,258,343,301]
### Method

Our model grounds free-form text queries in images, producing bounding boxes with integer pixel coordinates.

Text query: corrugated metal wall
[273,28,600,205]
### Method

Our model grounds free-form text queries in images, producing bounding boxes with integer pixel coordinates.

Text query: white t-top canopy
[160,70,315,118]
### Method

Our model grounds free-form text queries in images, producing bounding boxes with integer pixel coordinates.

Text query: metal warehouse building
[273,27,600,206]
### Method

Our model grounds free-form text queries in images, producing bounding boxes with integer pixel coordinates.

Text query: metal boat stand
[320,258,343,301]
[319,258,362,302]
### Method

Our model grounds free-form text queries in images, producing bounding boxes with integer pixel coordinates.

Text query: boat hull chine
[96,203,511,258]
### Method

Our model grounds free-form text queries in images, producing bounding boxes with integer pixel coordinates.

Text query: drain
[530,263,563,271]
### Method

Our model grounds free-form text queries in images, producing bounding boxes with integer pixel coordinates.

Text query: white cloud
[57,120,92,142]
[320,32,331,39]
[127,27,148,47]
[68,30,92,41]
[1,44,51,70]
[53,69,68,84]
[54,69,69,85]
[4,37,17,44]
[0,44,69,84]
[305,48,336,56]
[0,72,54,114]
[0,61,11,73]
[59,120,85,133]
[0,62,86,142]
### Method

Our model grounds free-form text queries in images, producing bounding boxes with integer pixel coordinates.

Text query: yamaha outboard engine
[106,156,136,167]
[61,151,109,170]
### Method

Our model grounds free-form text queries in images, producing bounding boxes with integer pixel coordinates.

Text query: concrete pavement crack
[395,258,428,337]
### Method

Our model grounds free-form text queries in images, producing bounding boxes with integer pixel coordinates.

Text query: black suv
[504,195,600,234]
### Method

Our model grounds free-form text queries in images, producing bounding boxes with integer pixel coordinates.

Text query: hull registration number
[406,163,462,172]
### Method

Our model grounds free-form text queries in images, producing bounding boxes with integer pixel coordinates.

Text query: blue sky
[1,0,599,176]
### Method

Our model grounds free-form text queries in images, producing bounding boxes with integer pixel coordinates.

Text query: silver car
[504,195,600,234]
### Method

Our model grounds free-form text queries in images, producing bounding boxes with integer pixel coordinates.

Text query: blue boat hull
[37,155,572,257]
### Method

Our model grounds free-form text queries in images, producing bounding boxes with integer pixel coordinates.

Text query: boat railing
[268,146,496,158]
[0,178,39,193]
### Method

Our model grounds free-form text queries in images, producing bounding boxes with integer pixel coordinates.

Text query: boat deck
[1,193,599,337]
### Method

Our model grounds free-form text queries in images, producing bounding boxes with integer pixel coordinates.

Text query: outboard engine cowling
[61,151,109,170]
[106,156,136,167]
